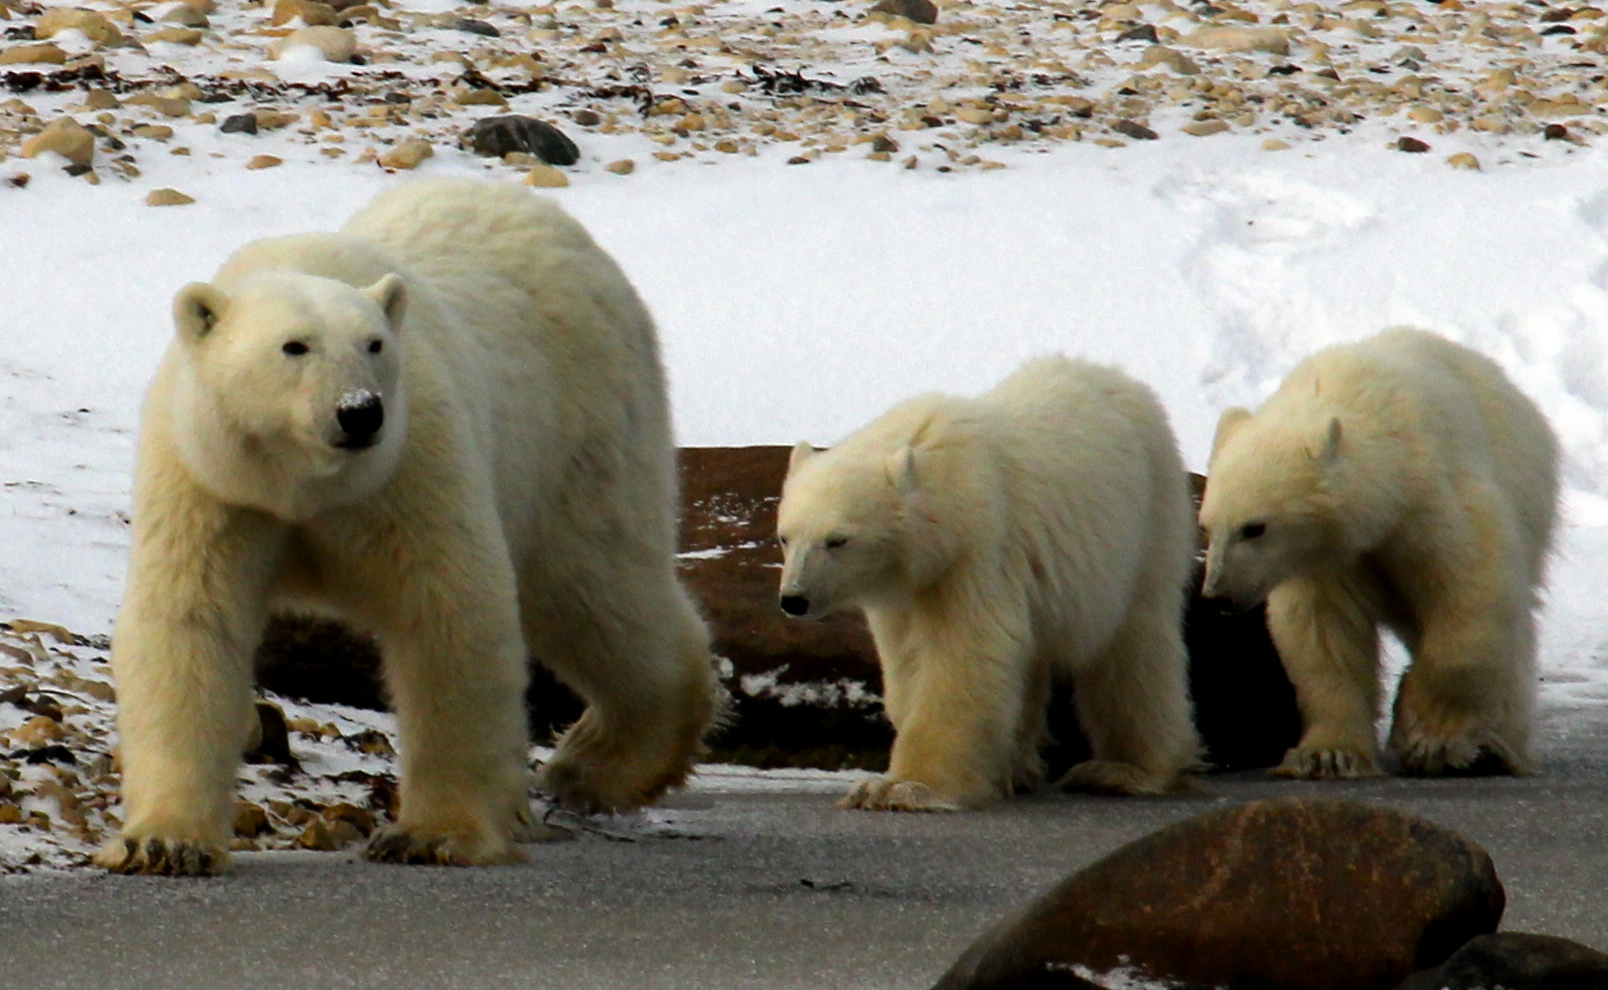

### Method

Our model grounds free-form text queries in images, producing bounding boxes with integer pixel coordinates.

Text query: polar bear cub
[95,178,717,875]
[776,356,1199,811]
[1199,327,1558,779]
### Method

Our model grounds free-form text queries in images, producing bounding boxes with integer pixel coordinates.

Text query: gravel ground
[4,0,1607,188]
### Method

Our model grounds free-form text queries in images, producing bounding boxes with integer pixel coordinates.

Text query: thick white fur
[1199,327,1558,780]
[776,356,1199,811]
[97,178,717,875]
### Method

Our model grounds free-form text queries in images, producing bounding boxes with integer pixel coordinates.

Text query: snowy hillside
[5,0,1608,705]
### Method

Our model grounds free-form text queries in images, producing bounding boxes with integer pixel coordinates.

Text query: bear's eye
[368,340,384,355]
[1240,522,1267,540]
[777,536,789,548]
[282,341,310,356]
[824,536,850,550]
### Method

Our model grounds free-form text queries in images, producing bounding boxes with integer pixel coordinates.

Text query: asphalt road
[9,711,1608,990]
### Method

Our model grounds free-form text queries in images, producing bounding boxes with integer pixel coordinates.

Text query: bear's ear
[173,282,230,344]
[787,440,817,477]
[1210,406,1253,465]
[888,445,917,494]
[363,273,408,331]
[1316,417,1343,464]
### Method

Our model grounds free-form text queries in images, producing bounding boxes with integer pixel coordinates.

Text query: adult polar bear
[96,178,717,875]
[776,357,1199,811]
[1200,327,1558,779]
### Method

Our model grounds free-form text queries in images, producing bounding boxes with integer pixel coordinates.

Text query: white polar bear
[96,178,718,875]
[1199,327,1558,779]
[775,356,1200,811]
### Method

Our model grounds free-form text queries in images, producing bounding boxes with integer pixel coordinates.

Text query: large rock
[1395,932,1608,990]
[935,798,1504,990]
[257,448,1299,773]
[677,446,890,769]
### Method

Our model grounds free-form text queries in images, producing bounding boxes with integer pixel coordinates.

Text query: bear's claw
[1394,735,1522,777]
[538,757,686,816]
[1056,759,1183,796]
[1272,746,1383,780]
[93,835,227,876]
[839,777,963,812]
[363,824,529,866]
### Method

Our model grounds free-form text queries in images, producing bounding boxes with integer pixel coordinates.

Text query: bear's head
[1198,406,1348,609]
[166,270,409,520]
[775,440,904,619]
[776,436,966,620]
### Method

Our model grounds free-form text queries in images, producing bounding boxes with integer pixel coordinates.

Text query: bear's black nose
[779,595,810,617]
[336,393,384,447]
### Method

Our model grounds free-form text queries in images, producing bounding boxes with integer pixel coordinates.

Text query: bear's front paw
[1056,759,1183,796]
[838,777,965,812]
[364,823,528,867]
[1272,746,1382,780]
[94,835,228,877]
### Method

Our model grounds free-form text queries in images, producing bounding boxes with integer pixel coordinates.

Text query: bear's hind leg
[1265,575,1385,779]
[1057,604,1198,797]
[530,577,718,815]
[1390,587,1535,776]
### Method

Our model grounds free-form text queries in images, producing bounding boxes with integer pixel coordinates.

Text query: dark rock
[450,17,500,36]
[869,0,938,24]
[14,745,75,765]
[934,797,1504,990]
[1545,123,1571,140]
[244,699,296,766]
[1395,933,1608,990]
[461,115,578,165]
[1184,474,1301,772]
[257,615,384,709]
[220,113,258,135]
[571,108,601,126]
[1397,135,1431,152]
[1112,119,1159,140]
[1116,23,1159,42]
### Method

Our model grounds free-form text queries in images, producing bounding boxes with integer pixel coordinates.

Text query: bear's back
[973,357,1195,648]
[1296,328,1558,569]
[1379,328,1558,566]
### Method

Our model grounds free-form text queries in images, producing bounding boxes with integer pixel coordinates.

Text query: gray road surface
[7,712,1608,990]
